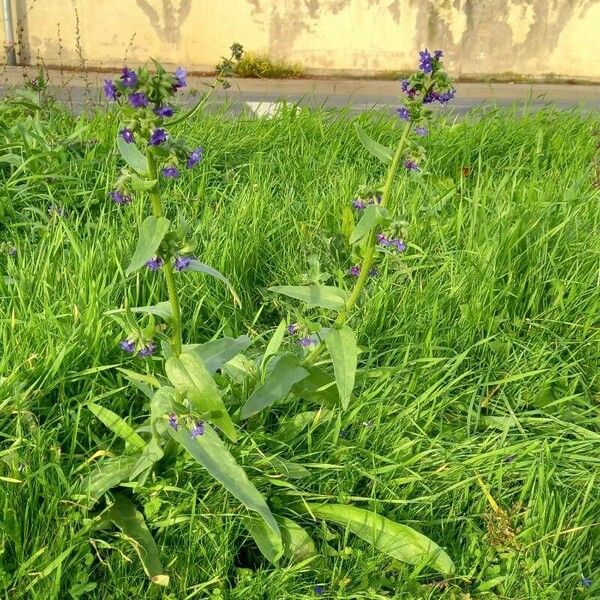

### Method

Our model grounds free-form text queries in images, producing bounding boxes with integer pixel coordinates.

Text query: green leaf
[130,175,157,191]
[105,493,169,586]
[240,354,309,419]
[87,403,146,450]
[349,204,391,245]
[79,456,138,502]
[324,326,357,410]
[131,301,172,321]
[165,351,237,442]
[291,366,339,406]
[183,335,252,372]
[117,134,148,175]
[243,516,283,563]
[304,504,454,575]
[126,216,171,276]
[186,259,240,306]
[269,285,348,311]
[277,516,318,562]
[149,386,177,436]
[168,422,280,536]
[262,320,287,368]
[354,123,393,164]
[129,437,164,481]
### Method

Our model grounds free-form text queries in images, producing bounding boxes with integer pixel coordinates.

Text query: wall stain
[135,0,192,45]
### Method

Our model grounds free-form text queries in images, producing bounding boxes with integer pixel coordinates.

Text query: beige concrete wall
[6,0,600,79]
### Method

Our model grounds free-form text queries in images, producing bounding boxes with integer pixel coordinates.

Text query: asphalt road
[2,68,600,116]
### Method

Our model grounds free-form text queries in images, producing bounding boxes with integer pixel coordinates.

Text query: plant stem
[303,121,412,365]
[147,152,183,356]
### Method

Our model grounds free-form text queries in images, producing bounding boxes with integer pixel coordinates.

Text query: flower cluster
[351,194,382,211]
[120,338,157,358]
[167,413,205,438]
[397,49,455,172]
[144,255,195,272]
[286,322,317,348]
[104,64,204,189]
[377,233,406,252]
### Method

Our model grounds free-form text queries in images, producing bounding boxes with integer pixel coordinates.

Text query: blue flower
[138,342,157,357]
[404,159,420,172]
[174,256,193,271]
[191,420,205,438]
[129,92,149,108]
[414,126,428,137]
[347,265,361,277]
[149,128,168,146]
[120,67,138,88]
[298,337,315,347]
[433,49,444,59]
[186,147,203,168]
[174,66,187,89]
[109,190,131,205]
[287,323,299,335]
[103,79,117,100]
[145,256,164,271]
[119,128,134,143]
[162,166,180,178]
[154,105,174,117]
[314,585,325,595]
[419,49,433,74]
[352,198,366,210]
[168,413,178,431]
[396,106,410,121]
[120,339,136,353]
[582,576,592,588]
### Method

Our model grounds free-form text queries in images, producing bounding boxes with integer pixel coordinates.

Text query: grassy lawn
[0,95,599,599]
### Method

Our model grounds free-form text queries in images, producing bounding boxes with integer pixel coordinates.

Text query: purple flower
[377,233,390,247]
[414,126,428,137]
[120,67,138,88]
[109,190,132,205]
[154,105,174,117]
[419,49,433,74]
[314,585,325,595]
[404,159,420,172]
[434,49,444,59]
[287,323,299,335]
[298,337,315,347]
[174,67,187,89]
[120,339,136,353]
[168,413,178,431]
[396,106,410,121]
[582,576,592,588]
[149,128,167,146]
[400,79,410,92]
[138,342,157,357]
[186,147,203,169]
[437,88,456,104]
[162,166,180,178]
[347,265,361,277]
[129,92,149,109]
[119,128,134,143]
[352,198,366,210]
[174,256,193,271]
[145,256,164,271]
[103,79,117,100]
[391,239,406,252]
[191,420,205,438]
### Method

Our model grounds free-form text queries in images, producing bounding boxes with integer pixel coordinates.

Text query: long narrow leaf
[126,216,171,275]
[88,403,145,450]
[324,326,357,410]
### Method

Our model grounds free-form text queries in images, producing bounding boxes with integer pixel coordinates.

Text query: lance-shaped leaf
[186,259,240,306]
[169,423,280,537]
[354,123,393,164]
[165,351,237,442]
[240,354,309,419]
[243,516,283,563]
[261,320,287,368]
[269,285,348,311]
[117,134,148,175]
[87,403,146,450]
[324,326,357,410]
[183,335,252,372]
[105,493,169,586]
[304,503,454,575]
[126,216,171,275]
[350,204,391,245]
[79,456,138,503]
[277,516,318,562]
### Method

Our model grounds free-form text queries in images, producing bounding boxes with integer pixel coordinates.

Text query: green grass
[0,98,599,599]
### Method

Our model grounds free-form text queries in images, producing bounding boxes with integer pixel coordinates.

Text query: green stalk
[303,121,412,365]
[147,152,183,356]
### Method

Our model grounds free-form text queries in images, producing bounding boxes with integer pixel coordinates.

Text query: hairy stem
[303,121,412,365]
[147,152,183,356]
